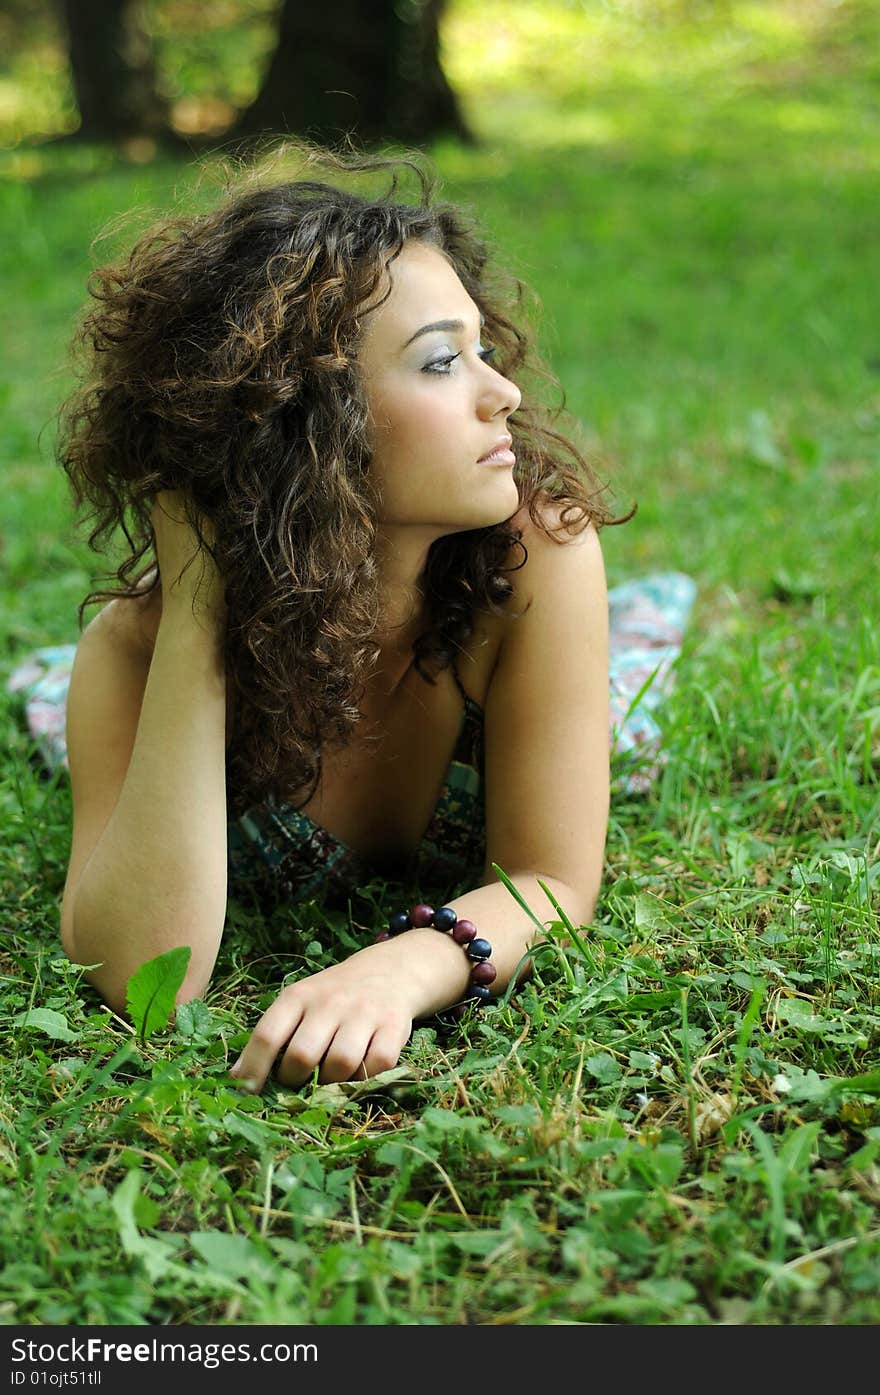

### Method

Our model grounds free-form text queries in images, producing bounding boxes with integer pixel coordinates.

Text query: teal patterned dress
[226,659,486,912]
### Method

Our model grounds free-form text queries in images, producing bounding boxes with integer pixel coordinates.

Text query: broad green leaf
[113,1173,244,1293]
[774,998,829,1032]
[585,1052,622,1084]
[220,1110,282,1151]
[731,971,765,991]
[175,998,216,1041]
[628,1050,661,1072]
[323,1287,357,1324]
[626,990,679,1009]
[126,946,192,1042]
[636,1276,697,1306]
[644,1143,686,1189]
[111,1169,184,1282]
[14,1008,77,1043]
[634,893,667,930]
[783,1068,833,1103]
[452,1230,506,1256]
[189,1231,275,1281]
[583,1189,646,1216]
[847,1138,880,1171]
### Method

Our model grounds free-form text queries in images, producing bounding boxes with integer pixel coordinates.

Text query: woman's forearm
[70,605,228,1013]
[229,871,594,1095]
[358,872,594,1021]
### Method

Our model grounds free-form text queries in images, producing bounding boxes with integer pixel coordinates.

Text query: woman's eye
[422,346,497,375]
[422,354,459,374]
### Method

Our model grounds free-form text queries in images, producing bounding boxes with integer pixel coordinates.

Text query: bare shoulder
[504,495,603,610]
[484,491,606,708]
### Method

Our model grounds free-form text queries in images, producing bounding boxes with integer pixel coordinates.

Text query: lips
[478,434,514,464]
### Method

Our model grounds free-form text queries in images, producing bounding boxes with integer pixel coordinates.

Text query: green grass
[1,0,879,1325]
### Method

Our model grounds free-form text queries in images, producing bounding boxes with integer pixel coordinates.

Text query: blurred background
[1,0,878,649]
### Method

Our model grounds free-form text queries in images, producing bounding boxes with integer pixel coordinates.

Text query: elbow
[73,954,130,1021]
[556,887,598,942]
[486,866,597,929]
[88,974,129,1022]
[61,922,127,1018]
[528,870,598,928]
[553,867,602,929]
[63,914,216,1022]
[571,880,601,935]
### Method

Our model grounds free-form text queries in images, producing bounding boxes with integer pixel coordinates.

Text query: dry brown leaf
[277,1064,427,1116]
[694,1091,735,1142]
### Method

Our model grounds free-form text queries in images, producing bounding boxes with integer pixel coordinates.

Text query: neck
[370,521,437,654]
[366,539,430,705]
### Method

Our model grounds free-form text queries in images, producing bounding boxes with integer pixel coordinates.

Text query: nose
[478,361,522,420]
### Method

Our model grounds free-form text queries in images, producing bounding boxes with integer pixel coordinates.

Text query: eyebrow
[401,312,485,350]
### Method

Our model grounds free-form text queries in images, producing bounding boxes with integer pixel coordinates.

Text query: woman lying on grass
[56,144,631,1093]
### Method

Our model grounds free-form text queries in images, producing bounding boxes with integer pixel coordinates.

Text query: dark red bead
[466,937,493,961]
[452,920,477,944]
[471,960,496,985]
[375,931,391,942]
[409,903,435,928]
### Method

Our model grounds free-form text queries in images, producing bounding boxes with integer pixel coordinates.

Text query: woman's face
[357,240,522,531]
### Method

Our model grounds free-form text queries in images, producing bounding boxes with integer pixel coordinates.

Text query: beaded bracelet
[375,902,497,1024]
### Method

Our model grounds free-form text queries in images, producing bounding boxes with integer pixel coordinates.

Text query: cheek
[373,385,459,461]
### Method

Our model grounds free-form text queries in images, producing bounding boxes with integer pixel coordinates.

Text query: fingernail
[230,1054,243,1075]
[230,1071,259,1093]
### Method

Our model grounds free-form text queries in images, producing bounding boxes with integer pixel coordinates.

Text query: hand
[151,489,226,626]
[229,948,417,1093]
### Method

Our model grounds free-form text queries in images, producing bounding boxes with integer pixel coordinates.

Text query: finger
[315,1025,375,1086]
[362,1022,409,1080]
[275,1016,340,1090]
[229,990,306,1094]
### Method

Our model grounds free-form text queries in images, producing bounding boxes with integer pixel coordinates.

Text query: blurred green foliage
[2,1,879,153]
[0,0,280,145]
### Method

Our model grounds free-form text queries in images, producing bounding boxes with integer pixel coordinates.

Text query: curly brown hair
[57,142,635,820]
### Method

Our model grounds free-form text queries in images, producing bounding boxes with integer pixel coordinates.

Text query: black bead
[388,911,411,936]
[463,983,492,1005]
[466,937,493,961]
[433,1004,466,1026]
[432,905,458,932]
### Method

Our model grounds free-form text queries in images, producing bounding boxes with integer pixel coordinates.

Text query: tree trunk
[229,0,473,148]
[59,0,172,141]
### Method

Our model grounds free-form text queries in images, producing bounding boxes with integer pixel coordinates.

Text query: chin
[485,475,521,516]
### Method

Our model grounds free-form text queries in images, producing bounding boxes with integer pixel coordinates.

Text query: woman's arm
[64,493,229,1014]
[231,510,607,1093]
[229,871,587,1093]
